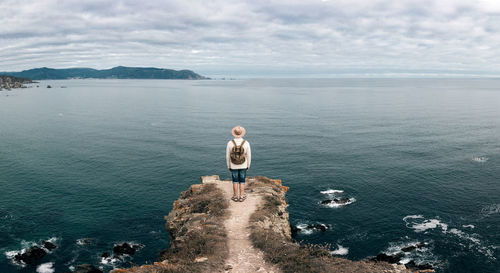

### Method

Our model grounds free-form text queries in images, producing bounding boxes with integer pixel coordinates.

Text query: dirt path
[216,180,281,273]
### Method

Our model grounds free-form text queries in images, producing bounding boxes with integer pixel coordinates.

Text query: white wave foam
[403,216,447,233]
[4,237,59,267]
[413,219,448,233]
[331,245,349,255]
[383,240,437,267]
[462,224,475,229]
[322,198,356,208]
[448,228,481,244]
[481,204,500,217]
[101,256,121,265]
[76,238,95,246]
[5,250,20,259]
[472,156,488,163]
[5,249,26,267]
[295,223,314,235]
[114,241,145,251]
[402,216,496,261]
[399,257,412,264]
[321,189,344,194]
[37,262,55,273]
[403,215,424,221]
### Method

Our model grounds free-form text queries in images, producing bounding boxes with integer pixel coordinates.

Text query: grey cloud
[1,0,500,76]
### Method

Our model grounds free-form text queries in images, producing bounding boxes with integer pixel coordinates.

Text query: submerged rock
[401,242,428,252]
[41,240,57,251]
[113,243,135,255]
[14,246,46,265]
[404,260,434,271]
[321,198,351,205]
[74,264,103,273]
[77,238,96,246]
[371,252,404,264]
[101,252,110,258]
[292,223,330,236]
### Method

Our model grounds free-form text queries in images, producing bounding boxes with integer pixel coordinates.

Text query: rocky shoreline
[0,75,32,90]
[106,176,436,273]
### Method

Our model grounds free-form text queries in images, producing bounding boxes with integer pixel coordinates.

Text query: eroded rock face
[247,177,292,240]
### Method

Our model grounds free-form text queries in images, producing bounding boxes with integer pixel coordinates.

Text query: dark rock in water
[371,252,404,264]
[291,225,301,237]
[77,238,95,246]
[405,261,417,269]
[321,198,351,205]
[113,243,135,255]
[417,263,434,270]
[405,260,434,271]
[47,85,52,88]
[401,245,416,252]
[101,252,110,258]
[14,246,47,265]
[416,242,428,248]
[401,242,428,252]
[41,240,57,251]
[74,264,103,273]
[308,224,328,232]
[334,198,351,204]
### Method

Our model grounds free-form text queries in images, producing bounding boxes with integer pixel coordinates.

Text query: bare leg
[239,183,245,197]
[233,183,239,197]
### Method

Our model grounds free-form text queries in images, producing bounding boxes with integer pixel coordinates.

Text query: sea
[0,78,499,273]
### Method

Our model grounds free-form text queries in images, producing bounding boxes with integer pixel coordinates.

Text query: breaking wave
[320,198,356,208]
[320,189,344,195]
[36,262,55,273]
[403,215,448,233]
[331,245,349,255]
[402,215,497,261]
[472,156,488,163]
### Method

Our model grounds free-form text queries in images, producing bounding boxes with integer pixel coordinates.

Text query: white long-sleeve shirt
[226,137,251,170]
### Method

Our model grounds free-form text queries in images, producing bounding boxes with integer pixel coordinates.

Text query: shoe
[231,196,239,202]
[239,195,247,202]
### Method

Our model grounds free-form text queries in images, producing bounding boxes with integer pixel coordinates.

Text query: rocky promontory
[111,176,433,273]
[0,75,32,90]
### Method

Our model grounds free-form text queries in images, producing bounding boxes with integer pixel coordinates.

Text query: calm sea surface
[1,79,499,273]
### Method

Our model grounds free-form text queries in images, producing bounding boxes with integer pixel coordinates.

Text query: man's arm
[226,141,232,170]
[246,142,251,170]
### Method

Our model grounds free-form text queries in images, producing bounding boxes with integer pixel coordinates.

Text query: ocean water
[0,78,499,273]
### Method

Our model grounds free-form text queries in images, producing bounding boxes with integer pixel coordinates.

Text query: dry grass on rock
[112,183,229,273]
[247,177,401,273]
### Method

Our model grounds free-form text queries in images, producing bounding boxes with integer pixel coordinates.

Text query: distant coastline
[0,66,208,80]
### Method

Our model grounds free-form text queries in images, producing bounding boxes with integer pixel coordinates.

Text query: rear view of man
[226,126,251,202]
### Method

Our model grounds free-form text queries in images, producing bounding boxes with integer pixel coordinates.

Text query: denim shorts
[231,169,247,183]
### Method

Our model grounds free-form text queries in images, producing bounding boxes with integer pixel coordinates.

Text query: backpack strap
[232,139,245,147]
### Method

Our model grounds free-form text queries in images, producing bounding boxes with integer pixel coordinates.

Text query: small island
[0,75,32,91]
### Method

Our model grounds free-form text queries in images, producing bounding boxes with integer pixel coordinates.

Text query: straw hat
[231,126,246,138]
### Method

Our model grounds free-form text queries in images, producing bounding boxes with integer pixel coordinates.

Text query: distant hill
[0,66,208,80]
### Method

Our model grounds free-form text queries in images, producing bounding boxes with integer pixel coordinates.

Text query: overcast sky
[1,0,500,77]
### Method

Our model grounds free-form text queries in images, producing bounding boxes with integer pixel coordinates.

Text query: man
[226,126,251,202]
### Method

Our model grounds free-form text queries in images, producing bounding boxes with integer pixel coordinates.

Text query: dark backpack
[230,139,246,164]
